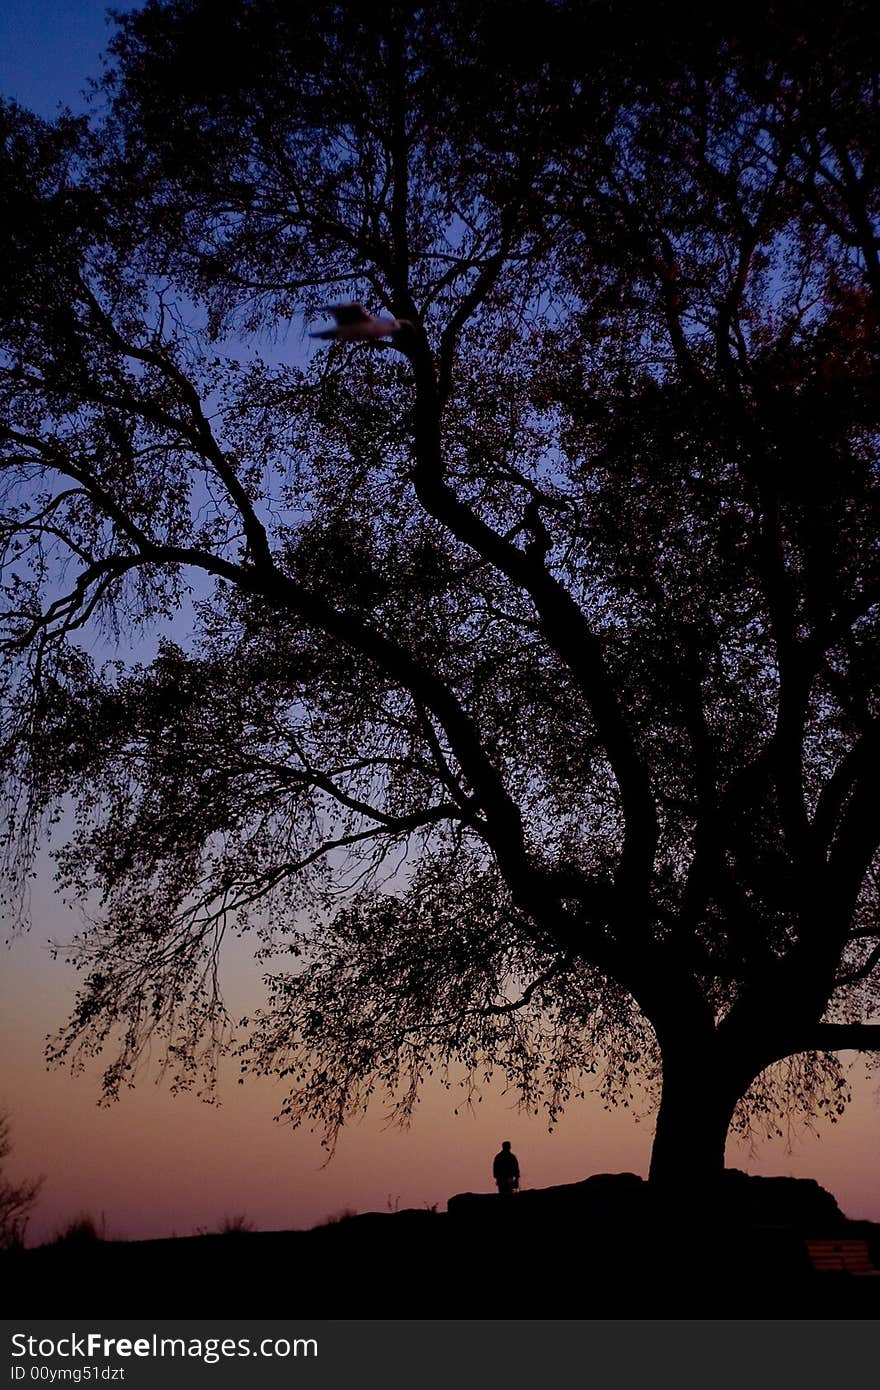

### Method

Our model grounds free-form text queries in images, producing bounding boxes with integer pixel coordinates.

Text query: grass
[314,1206,358,1228]
[50,1212,106,1246]
[217,1213,254,1235]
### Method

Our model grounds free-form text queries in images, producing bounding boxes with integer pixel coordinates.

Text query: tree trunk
[647,1047,743,1192]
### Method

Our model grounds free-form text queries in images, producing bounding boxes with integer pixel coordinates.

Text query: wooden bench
[806,1239,880,1276]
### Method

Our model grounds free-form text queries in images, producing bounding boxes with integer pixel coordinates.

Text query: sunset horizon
[2,0,880,1346]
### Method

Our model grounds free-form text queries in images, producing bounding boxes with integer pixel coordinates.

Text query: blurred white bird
[310,303,410,341]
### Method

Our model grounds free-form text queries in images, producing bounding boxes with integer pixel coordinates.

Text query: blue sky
[0,1,141,115]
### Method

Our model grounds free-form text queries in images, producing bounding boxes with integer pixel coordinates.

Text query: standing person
[492,1141,520,1197]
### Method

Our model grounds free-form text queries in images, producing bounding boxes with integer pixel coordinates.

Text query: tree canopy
[1,0,879,1182]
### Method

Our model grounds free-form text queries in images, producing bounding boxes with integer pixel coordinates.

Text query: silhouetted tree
[0,1111,42,1249]
[1,1,879,1188]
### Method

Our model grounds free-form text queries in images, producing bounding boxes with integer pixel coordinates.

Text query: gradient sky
[1,2,878,1246]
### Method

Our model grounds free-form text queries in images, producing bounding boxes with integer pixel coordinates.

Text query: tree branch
[834,938,880,988]
[408,371,658,913]
[794,1022,880,1054]
[77,282,274,570]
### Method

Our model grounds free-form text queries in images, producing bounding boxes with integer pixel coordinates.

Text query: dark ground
[5,1171,879,1318]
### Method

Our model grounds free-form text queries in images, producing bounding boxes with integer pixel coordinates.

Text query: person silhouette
[493,1140,520,1197]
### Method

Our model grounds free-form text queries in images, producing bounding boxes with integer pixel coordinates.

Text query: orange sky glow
[3,902,878,1247]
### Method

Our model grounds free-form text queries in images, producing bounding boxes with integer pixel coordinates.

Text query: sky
[0,1,878,1247]
[0,1,141,116]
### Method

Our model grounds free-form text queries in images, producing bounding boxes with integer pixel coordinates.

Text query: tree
[1,0,879,1189]
[0,1111,42,1249]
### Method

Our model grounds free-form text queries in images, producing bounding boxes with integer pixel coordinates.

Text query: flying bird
[309,303,411,341]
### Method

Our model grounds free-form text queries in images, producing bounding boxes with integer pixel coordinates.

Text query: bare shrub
[0,1111,43,1251]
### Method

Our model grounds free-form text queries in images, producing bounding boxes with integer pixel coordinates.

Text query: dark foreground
[5,1171,879,1318]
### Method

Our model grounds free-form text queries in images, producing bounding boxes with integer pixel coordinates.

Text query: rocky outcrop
[448,1168,847,1231]
[448,1170,645,1219]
